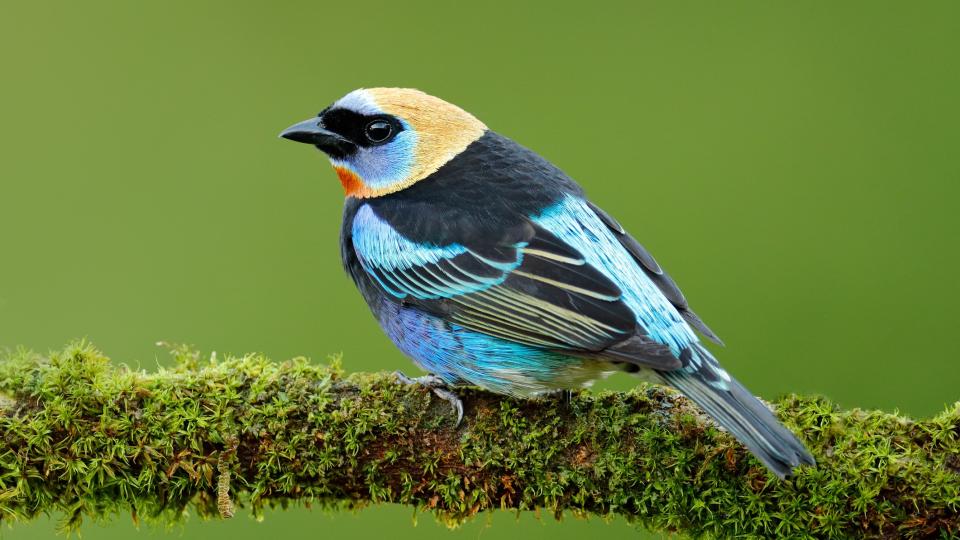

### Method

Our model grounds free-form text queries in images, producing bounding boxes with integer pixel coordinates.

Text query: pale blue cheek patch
[332,123,418,191]
[533,195,697,355]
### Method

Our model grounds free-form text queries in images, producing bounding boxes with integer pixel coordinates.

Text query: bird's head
[280,88,486,198]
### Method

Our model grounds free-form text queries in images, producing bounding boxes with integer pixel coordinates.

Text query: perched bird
[280,88,815,478]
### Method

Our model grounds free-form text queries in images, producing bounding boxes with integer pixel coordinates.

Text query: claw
[431,387,464,426]
[393,371,465,426]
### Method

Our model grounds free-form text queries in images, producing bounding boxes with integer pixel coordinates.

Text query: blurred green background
[2,1,958,538]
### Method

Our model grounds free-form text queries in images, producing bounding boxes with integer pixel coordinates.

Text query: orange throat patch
[333,166,368,197]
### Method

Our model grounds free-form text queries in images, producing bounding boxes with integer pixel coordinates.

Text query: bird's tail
[657,343,815,478]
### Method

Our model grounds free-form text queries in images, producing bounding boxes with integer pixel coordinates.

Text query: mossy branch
[0,343,958,538]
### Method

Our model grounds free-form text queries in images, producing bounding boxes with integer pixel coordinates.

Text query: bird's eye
[364,120,393,143]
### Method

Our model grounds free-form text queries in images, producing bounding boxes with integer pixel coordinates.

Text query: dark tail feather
[659,344,815,478]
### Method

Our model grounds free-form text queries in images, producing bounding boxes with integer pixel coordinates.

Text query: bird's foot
[393,371,464,426]
[539,388,575,404]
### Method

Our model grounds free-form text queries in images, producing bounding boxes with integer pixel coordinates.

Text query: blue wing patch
[351,202,682,369]
[352,204,522,300]
[533,194,697,355]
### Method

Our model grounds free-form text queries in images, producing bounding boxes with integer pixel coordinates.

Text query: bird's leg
[393,371,464,427]
[538,388,575,404]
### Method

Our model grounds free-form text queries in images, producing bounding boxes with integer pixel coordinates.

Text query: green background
[2,1,958,538]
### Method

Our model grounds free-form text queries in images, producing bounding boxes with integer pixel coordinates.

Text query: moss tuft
[0,343,957,538]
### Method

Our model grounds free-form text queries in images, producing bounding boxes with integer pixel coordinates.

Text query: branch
[0,343,957,538]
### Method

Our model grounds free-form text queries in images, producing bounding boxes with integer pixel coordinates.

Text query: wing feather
[587,201,723,345]
[351,203,678,368]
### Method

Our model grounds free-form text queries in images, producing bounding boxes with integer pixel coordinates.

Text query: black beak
[279,118,356,158]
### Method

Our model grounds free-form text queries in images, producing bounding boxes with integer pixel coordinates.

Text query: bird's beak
[279,118,356,157]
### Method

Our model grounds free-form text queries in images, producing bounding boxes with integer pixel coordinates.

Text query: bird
[279,88,815,478]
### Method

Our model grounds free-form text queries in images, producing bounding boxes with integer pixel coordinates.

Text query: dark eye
[364,120,393,143]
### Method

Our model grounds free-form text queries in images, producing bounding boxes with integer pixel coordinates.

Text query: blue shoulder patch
[533,195,697,354]
[351,204,521,300]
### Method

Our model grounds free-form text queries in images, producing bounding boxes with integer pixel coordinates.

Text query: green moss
[0,342,957,538]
